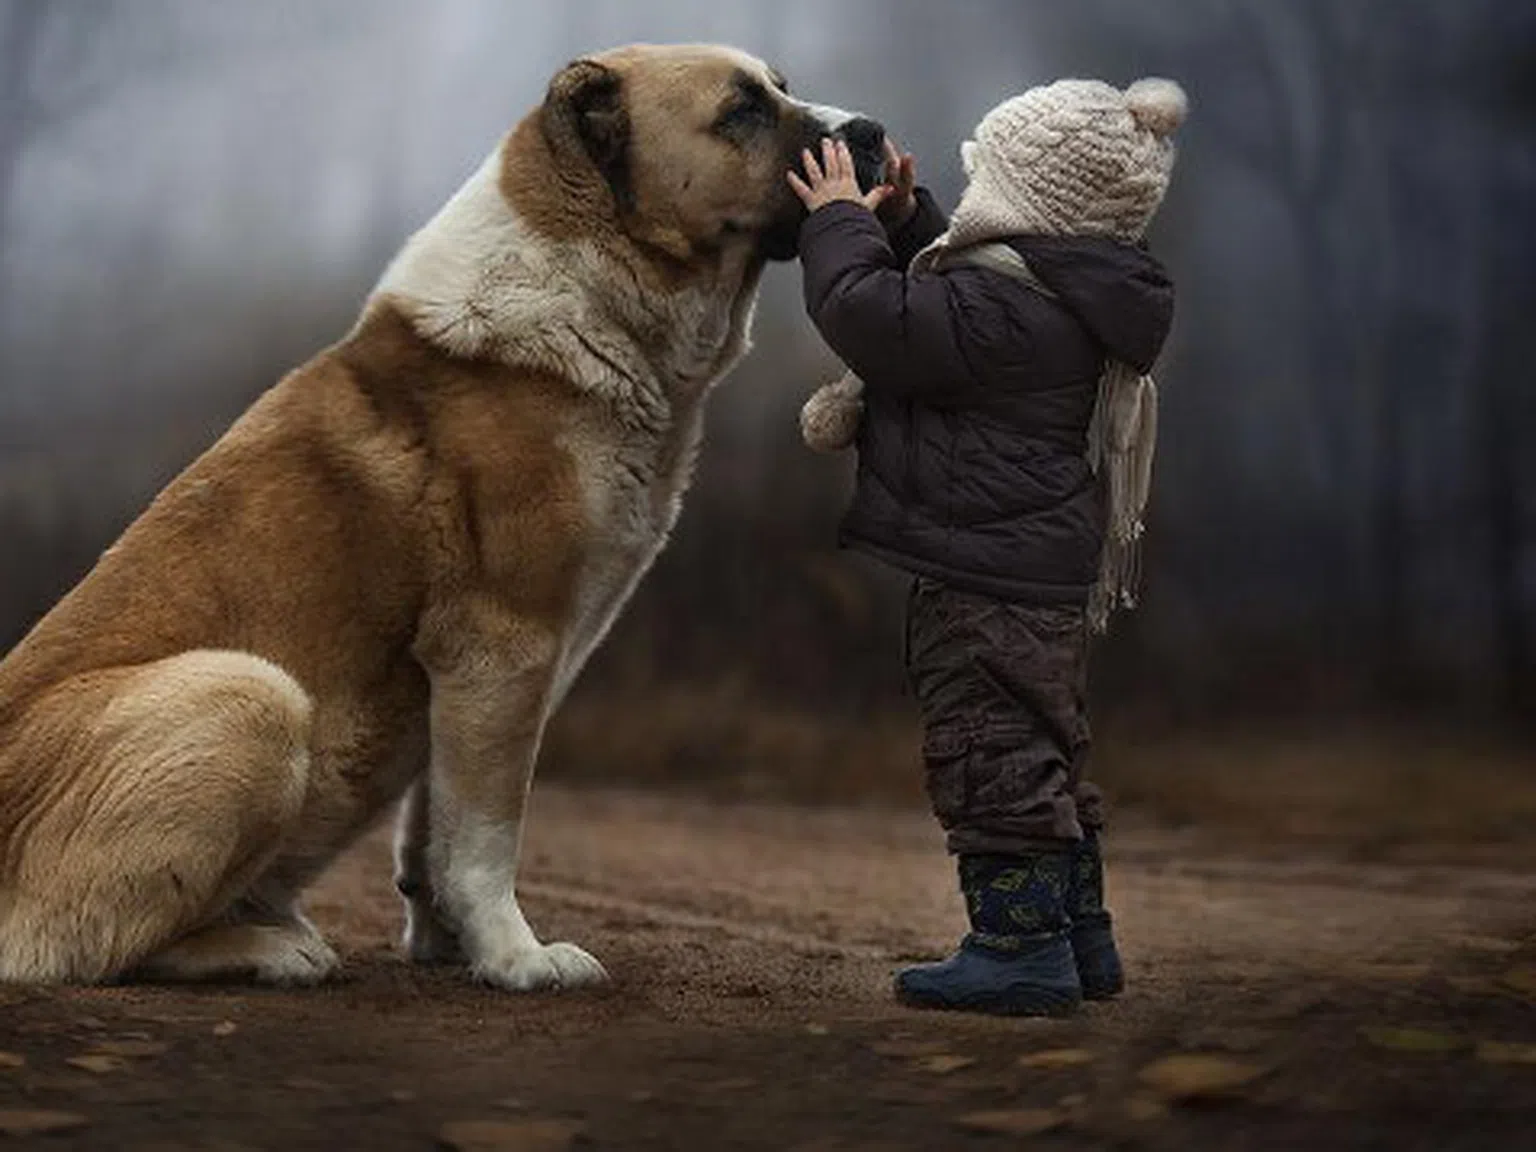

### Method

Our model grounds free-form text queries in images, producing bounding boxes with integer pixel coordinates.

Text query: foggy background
[3,1,1533,836]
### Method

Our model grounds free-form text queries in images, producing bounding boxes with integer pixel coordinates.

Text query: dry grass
[544,682,1536,866]
[544,680,926,808]
[1092,724,1536,865]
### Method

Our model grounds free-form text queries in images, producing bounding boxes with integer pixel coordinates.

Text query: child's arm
[872,141,948,267]
[886,187,947,267]
[796,220,970,398]
[789,139,974,401]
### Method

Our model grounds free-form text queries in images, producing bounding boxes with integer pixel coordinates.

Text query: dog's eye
[714,79,778,141]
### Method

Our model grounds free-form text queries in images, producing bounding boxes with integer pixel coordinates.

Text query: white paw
[472,942,609,993]
[249,927,341,986]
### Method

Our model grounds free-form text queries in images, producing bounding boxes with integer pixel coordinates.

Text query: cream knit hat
[949,77,1186,247]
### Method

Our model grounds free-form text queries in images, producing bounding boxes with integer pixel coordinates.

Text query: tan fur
[0,44,844,988]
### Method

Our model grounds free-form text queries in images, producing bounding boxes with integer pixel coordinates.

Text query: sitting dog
[0,43,885,990]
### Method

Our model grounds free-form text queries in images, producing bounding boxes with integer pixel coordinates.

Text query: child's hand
[787,138,893,214]
[875,138,918,228]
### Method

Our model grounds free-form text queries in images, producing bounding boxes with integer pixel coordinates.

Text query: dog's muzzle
[800,103,888,192]
[832,116,887,192]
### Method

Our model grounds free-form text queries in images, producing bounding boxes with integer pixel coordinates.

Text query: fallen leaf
[954,1108,1064,1137]
[0,1109,89,1136]
[1298,1090,1350,1113]
[916,1054,975,1074]
[67,1054,127,1074]
[1353,962,1432,983]
[803,1023,829,1036]
[1138,1053,1264,1101]
[1057,1092,1090,1118]
[1359,1026,1465,1054]
[1476,1040,1536,1065]
[0,1053,24,1070]
[1178,1025,1273,1054]
[870,1039,953,1058]
[1018,1047,1094,1069]
[212,1021,238,1037]
[1126,1094,1168,1122]
[1251,990,1329,1020]
[870,1082,960,1107]
[1454,935,1522,954]
[23,1074,97,1092]
[97,1083,174,1107]
[1498,966,1536,999]
[438,1118,583,1152]
[1445,976,1500,997]
[88,1040,168,1058]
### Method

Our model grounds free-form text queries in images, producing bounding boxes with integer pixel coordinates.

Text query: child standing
[788,78,1186,1015]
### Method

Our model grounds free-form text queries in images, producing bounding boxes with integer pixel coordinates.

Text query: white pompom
[1125,78,1187,137]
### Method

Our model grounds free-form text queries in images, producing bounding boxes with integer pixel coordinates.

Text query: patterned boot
[895,852,1082,1016]
[1068,831,1124,999]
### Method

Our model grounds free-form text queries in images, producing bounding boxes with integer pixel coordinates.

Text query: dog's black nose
[838,117,885,154]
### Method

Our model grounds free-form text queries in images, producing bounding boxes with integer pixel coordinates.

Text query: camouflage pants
[904,577,1104,854]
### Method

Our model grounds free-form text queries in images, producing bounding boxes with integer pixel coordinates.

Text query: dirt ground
[1,786,1533,1151]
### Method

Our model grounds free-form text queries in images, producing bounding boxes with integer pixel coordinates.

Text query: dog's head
[536,44,886,266]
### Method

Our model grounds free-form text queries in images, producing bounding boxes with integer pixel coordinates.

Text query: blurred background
[2,0,1533,854]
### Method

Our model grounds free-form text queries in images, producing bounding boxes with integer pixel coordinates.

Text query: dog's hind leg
[393,775,464,965]
[131,873,339,985]
[132,921,338,985]
[0,650,314,984]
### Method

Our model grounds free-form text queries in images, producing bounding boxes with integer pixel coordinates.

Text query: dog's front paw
[472,942,609,993]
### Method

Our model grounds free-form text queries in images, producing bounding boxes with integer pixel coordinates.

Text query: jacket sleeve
[886,186,947,268]
[798,201,973,402]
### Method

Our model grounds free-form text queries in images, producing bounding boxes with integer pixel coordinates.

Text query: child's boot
[1068,830,1124,999]
[895,851,1082,1016]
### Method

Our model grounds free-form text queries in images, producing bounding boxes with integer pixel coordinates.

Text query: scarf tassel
[1086,360,1157,634]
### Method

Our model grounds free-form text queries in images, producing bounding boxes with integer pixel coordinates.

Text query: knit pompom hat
[949,77,1186,248]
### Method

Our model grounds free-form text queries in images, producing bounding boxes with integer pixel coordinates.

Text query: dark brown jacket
[798,190,1174,603]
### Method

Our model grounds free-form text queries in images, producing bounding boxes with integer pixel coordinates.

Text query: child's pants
[904,577,1103,855]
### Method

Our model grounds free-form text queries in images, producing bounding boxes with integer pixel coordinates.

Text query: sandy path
[1,787,1532,1150]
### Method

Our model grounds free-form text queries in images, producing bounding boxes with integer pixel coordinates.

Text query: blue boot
[895,852,1082,1017]
[1068,832,1124,999]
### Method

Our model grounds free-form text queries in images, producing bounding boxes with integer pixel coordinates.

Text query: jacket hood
[1006,234,1174,373]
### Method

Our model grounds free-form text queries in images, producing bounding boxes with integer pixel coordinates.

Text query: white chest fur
[371,144,755,421]
[372,141,754,706]
[548,397,707,706]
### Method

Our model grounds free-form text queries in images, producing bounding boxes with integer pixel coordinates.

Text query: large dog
[0,44,884,989]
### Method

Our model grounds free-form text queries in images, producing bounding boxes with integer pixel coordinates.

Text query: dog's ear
[543,58,632,213]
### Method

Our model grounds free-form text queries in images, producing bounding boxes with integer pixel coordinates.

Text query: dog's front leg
[422,633,607,992]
